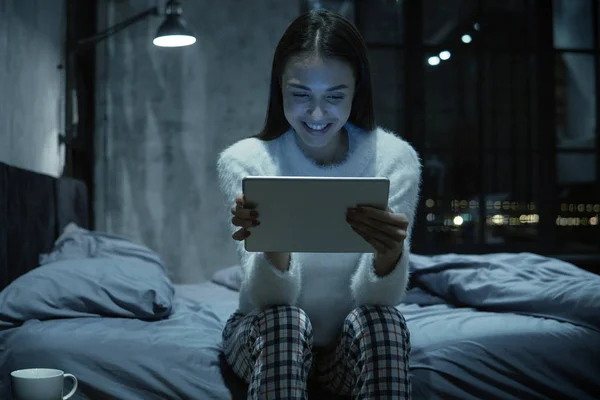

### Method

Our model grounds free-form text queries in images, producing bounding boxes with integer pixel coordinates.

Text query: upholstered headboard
[0,162,89,292]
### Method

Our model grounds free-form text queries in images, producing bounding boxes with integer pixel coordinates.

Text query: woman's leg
[222,305,314,400]
[315,305,411,399]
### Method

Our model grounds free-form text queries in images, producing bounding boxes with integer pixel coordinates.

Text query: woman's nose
[308,105,326,119]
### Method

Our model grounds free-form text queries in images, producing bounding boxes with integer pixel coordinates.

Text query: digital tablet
[242,176,390,253]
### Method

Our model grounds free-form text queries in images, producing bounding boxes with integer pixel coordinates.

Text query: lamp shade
[153,14,196,47]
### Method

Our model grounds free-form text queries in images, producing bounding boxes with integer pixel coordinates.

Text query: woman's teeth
[306,123,329,131]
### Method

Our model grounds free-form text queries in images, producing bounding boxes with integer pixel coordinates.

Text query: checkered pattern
[222,305,411,399]
[222,305,314,399]
[313,305,411,399]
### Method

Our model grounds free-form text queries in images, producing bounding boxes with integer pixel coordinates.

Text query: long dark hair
[254,9,376,141]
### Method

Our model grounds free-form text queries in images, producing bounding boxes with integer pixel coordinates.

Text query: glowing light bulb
[428,56,440,66]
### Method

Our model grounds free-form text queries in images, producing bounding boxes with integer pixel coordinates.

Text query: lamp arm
[72,6,160,53]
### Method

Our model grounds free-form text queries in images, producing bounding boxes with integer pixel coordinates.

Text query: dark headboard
[0,162,89,292]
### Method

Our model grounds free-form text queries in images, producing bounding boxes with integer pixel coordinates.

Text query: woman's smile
[303,121,333,135]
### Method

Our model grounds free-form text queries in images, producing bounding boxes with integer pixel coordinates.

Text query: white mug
[10,368,78,400]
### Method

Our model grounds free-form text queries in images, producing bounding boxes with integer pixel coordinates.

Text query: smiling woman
[282,57,355,164]
[216,8,421,399]
[255,7,375,141]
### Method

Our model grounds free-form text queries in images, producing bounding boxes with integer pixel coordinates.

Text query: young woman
[217,8,421,400]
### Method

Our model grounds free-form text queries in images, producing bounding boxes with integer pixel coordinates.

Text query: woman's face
[281,56,356,149]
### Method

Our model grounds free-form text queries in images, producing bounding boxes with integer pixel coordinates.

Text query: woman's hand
[230,193,290,272]
[346,206,408,276]
[230,193,260,241]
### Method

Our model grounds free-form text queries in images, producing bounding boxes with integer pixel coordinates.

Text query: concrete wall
[0,0,67,177]
[95,0,300,283]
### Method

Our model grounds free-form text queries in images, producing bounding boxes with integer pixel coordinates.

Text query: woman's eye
[291,93,344,101]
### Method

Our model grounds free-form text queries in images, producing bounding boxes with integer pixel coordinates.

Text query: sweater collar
[277,121,377,177]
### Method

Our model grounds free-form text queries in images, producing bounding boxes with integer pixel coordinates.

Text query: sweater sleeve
[216,150,302,309]
[350,144,422,307]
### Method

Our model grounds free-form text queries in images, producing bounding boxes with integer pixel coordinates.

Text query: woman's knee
[222,306,313,384]
[252,305,313,345]
[344,305,409,342]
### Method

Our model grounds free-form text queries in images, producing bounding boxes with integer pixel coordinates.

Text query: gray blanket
[409,253,600,332]
[1,252,599,399]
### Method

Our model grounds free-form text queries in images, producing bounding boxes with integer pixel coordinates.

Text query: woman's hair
[254,9,376,141]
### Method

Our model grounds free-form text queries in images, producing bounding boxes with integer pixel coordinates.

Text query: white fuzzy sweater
[217,122,422,346]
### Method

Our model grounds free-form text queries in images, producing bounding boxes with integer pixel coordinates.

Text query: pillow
[0,257,175,323]
[39,223,166,272]
[212,265,243,291]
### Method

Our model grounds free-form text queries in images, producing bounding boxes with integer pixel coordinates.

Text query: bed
[1,162,599,399]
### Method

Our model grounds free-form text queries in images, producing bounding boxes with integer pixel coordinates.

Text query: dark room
[1,0,599,399]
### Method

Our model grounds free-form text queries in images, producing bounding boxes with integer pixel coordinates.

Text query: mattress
[2,255,600,399]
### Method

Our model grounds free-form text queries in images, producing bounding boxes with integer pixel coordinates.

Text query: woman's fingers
[231,194,259,241]
[232,228,251,241]
[231,215,260,228]
[347,208,407,242]
[352,207,409,229]
[350,224,389,253]
[350,220,396,249]
[230,203,259,220]
[350,215,406,242]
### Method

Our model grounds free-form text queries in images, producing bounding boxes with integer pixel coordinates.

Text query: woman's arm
[265,251,291,271]
[349,146,422,307]
[217,150,302,308]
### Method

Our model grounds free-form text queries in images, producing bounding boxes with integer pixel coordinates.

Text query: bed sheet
[2,282,599,399]
[402,302,599,399]
[0,282,240,400]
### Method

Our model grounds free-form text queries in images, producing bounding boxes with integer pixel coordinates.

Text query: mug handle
[62,373,78,399]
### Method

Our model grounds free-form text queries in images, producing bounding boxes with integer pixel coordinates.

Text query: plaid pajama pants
[222,304,411,399]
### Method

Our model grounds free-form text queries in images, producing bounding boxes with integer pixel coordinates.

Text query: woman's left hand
[346,206,408,274]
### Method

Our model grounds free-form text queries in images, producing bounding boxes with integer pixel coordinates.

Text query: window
[356,0,600,256]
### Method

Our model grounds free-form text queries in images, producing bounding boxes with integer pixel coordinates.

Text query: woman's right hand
[231,193,260,241]
[231,193,291,272]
